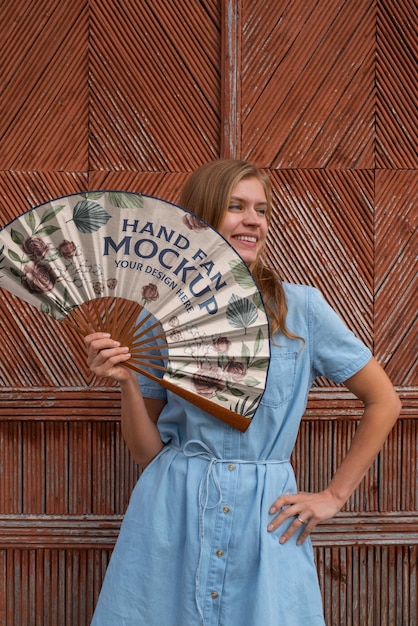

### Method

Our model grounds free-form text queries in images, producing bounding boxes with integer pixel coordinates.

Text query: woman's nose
[243,207,262,223]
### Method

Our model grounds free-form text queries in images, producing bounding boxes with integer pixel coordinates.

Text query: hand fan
[0,191,270,431]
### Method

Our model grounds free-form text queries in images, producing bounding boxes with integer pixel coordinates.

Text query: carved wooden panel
[0,0,416,624]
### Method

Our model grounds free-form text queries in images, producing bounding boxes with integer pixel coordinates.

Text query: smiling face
[217,177,269,267]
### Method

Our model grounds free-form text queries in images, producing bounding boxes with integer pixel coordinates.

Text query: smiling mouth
[233,235,257,243]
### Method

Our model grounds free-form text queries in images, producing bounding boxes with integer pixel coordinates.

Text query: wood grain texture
[0,0,89,171]
[0,0,416,623]
[88,0,221,171]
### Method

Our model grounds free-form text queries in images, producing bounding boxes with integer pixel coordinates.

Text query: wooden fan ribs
[64,297,168,374]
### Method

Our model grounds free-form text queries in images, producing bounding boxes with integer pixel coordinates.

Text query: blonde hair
[179,159,296,340]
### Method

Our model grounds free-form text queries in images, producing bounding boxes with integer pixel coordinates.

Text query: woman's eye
[228,204,241,211]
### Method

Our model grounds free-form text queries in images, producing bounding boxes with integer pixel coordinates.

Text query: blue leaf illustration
[72,200,112,233]
[226,294,258,329]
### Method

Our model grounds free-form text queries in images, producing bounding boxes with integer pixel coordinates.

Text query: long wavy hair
[178,159,295,340]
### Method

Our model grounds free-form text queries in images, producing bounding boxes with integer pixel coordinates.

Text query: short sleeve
[309,287,372,383]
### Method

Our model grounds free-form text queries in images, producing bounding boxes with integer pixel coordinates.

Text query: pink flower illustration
[223,359,247,381]
[58,240,78,259]
[182,214,208,231]
[212,336,231,353]
[107,278,118,290]
[22,237,50,261]
[192,365,225,398]
[142,283,159,303]
[22,262,56,294]
[93,281,104,295]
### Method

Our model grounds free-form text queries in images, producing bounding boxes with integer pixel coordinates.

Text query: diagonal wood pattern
[267,169,374,347]
[0,0,416,623]
[0,0,89,171]
[376,1,418,167]
[241,0,377,168]
[375,170,417,385]
[88,0,221,171]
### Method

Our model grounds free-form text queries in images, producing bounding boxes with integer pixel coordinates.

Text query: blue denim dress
[91,283,372,625]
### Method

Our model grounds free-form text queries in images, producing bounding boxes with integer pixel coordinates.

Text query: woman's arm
[85,332,166,468]
[267,357,401,544]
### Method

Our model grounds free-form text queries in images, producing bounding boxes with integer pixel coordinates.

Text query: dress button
[211,591,219,599]
[228,464,235,471]
[223,505,231,513]
[216,549,224,557]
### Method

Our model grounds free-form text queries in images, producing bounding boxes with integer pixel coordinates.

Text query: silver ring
[297,516,306,524]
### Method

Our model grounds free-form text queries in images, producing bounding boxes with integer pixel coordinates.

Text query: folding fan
[0,191,270,431]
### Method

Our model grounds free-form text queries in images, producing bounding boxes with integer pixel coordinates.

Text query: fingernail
[279,537,286,544]
[269,506,276,514]
[267,523,274,531]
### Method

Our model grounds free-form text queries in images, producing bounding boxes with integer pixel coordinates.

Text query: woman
[87,159,400,625]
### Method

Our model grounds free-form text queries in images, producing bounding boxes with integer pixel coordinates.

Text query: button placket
[203,461,238,625]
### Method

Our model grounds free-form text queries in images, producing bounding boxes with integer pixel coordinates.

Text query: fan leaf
[253,290,264,310]
[10,229,25,245]
[228,259,255,289]
[243,376,261,387]
[109,192,144,209]
[82,192,104,201]
[249,357,270,369]
[39,204,65,225]
[226,294,258,329]
[72,200,112,233]
[10,267,23,278]
[8,249,23,263]
[233,395,260,418]
[24,211,36,232]
[35,225,61,237]
[254,328,265,356]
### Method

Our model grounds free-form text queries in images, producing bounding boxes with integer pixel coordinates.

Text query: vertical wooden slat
[69,422,92,515]
[92,422,116,515]
[45,422,69,515]
[221,0,241,158]
[0,422,22,514]
[0,0,416,624]
[22,422,45,514]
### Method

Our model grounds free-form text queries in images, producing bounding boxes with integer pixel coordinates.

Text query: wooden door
[0,1,416,624]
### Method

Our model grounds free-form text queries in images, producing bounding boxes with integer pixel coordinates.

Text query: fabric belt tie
[170,440,290,625]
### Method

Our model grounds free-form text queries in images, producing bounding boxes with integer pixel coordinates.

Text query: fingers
[84,331,112,348]
[267,490,341,546]
[267,493,316,546]
[84,332,132,380]
[279,514,313,546]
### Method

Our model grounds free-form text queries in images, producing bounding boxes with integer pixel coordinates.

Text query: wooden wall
[0,1,416,624]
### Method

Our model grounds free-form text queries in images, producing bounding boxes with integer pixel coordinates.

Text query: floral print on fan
[2,195,118,318]
[182,213,209,231]
[0,191,270,425]
[141,283,159,305]
[166,303,268,418]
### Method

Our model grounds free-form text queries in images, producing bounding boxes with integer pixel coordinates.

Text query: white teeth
[235,236,257,243]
